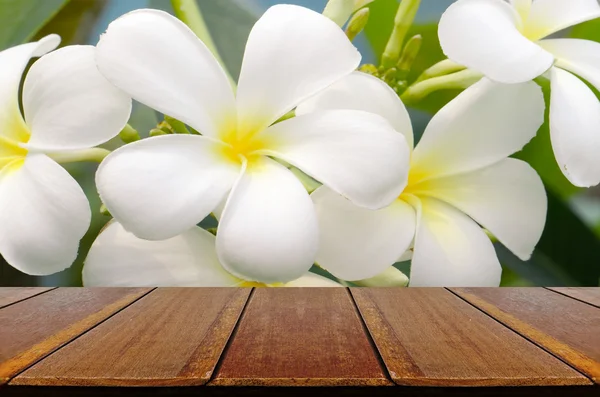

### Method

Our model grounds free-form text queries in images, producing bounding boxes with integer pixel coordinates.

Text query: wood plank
[451,287,600,384]
[210,288,391,386]
[548,288,600,308]
[0,287,150,385]
[0,288,55,309]
[13,288,250,386]
[351,288,590,387]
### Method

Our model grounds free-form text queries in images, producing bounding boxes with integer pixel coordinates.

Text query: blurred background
[1,0,599,287]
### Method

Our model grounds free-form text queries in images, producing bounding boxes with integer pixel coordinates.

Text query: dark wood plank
[0,287,150,385]
[351,288,590,386]
[0,288,55,309]
[548,288,600,308]
[13,288,250,386]
[210,288,392,386]
[451,288,600,384]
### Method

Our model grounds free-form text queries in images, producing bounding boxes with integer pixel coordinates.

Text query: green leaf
[32,0,106,46]
[569,18,600,41]
[0,0,69,49]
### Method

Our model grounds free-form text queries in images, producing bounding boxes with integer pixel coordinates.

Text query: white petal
[413,158,546,260]
[510,0,532,22]
[257,110,410,209]
[311,186,415,281]
[438,0,553,83]
[539,39,600,91]
[83,221,241,287]
[0,35,60,143]
[236,4,360,135]
[549,67,600,187]
[96,9,236,138]
[284,272,342,287]
[96,135,240,240]
[409,196,502,287]
[411,78,544,181]
[352,266,410,287]
[524,0,600,41]
[23,45,131,151]
[216,157,318,284]
[296,71,414,149]
[0,154,90,275]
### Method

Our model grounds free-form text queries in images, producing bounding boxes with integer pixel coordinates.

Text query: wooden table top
[0,287,598,396]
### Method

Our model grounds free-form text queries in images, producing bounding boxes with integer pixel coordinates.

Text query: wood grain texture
[0,288,55,309]
[0,287,150,385]
[351,288,590,386]
[211,288,392,386]
[548,288,600,308]
[451,288,600,384]
[13,288,250,386]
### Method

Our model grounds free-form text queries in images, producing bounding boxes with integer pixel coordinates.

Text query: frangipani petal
[525,0,600,41]
[409,196,502,287]
[296,71,413,149]
[353,266,410,287]
[411,78,544,182]
[539,39,600,91]
[0,35,60,143]
[413,158,547,261]
[311,186,415,281]
[284,272,342,287]
[0,154,90,275]
[217,157,318,284]
[23,45,131,151]
[257,110,409,209]
[83,221,241,287]
[236,4,360,135]
[96,135,240,240]
[549,67,600,187]
[438,0,553,83]
[96,9,236,138]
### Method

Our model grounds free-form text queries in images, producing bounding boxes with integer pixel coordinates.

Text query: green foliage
[0,0,69,48]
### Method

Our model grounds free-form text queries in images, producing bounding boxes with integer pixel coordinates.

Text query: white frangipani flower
[438,0,600,187]
[83,221,341,288]
[94,6,410,284]
[0,35,131,275]
[299,72,547,286]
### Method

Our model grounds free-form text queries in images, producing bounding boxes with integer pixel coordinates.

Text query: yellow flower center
[0,115,30,175]
[218,127,270,166]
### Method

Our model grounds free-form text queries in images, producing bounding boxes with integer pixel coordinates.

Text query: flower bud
[164,116,190,134]
[345,8,370,41]
[118,124,140,143]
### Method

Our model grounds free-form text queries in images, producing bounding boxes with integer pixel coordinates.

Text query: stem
[49,148,111,164]
[381,0,421,68]
[401,69,482,104]
[170,0,236,87]
[414,59,466,83]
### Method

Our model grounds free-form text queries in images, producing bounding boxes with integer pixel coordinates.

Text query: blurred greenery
[0,0,599,287]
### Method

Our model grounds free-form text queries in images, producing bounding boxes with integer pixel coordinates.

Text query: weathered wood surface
[351,288,589,386]
[211,288,392,386]
[451,288,600,384]
[13,288,250,386]
[0,287,150,385]
[0,287,55,309]
[0,286,598,395]
[548,287,600,308]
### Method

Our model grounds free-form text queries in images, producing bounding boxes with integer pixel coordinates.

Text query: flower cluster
[1,0,599,287]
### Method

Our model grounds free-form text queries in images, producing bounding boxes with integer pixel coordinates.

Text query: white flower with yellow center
[301,72,547,286]
[438,0,600,187]
[94,6,410,284]
[0,35,131,275]
[83,221,341,288]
